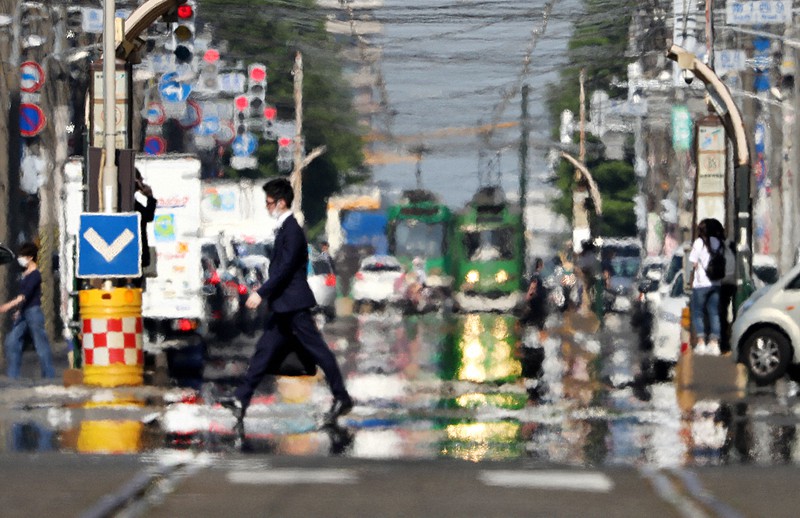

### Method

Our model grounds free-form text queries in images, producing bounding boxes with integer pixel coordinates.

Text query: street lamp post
[102,0,117,212]
[666,44,754,308]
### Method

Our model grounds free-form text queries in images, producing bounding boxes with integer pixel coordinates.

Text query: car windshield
[393,220,445,257]
[611,257,640,278]
[312,259,333,275]
[670,273,686,298]
[201,244,221,268]
[362,259,402,272]
[754,265,779,285]
[463,228,514,261]
[234,242,271,258]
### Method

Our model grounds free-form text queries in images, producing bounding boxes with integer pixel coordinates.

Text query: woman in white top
[688,219,722,355]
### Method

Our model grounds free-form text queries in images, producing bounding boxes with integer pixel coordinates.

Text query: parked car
[351,255,407,312]
[307,246,337,321]
[200,238,242,339]
[732,262,800,385]
[752,253,779,290]
[649,271,690,371]
[604,254,642,313]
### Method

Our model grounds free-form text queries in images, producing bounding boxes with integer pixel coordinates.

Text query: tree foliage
[545,0,638,237]
[198,0,367,225]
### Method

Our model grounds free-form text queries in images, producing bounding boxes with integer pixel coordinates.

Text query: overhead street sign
[77,213,141,278]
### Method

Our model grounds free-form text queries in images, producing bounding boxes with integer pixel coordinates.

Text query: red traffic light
[234,95,249,112]
[278,137,292,147]
[203,49,220,63]
[264,106,277,120]
[177,5,194,19]
[249,66,267,83]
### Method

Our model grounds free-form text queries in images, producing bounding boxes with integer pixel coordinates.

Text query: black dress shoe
[323,395,353,425]
[220,397,245,422]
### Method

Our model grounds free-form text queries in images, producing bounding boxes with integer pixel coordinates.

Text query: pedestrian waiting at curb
[0,242,55,379]
[523,257,548,336]
[689,219,723,356]
[705,218,736,355]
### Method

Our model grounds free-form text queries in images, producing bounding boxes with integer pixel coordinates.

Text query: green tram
[387,189,454,295]
[451,186,525,312]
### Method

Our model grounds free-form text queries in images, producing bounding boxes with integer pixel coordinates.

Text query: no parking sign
[144,136,167,156]
[20,103,46,137]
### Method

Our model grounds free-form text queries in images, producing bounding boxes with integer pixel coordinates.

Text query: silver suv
[732,262,800,385]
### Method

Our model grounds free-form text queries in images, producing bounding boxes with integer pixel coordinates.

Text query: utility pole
[519,84,529,216]
[102,0,118,214]
[571,69,591,253]
[289,50,326,226]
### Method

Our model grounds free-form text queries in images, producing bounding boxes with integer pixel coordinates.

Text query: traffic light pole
[102,0,117,213]
[290,51,326,226]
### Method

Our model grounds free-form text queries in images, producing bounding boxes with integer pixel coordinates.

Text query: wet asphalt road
[3,307,800,516]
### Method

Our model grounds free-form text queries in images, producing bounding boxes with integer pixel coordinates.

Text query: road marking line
[479,470,614,492]
[227,469,358,485]
[670,469,744,518]
[639,467,709,518]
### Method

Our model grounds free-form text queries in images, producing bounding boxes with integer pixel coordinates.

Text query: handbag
[266,335,318,377]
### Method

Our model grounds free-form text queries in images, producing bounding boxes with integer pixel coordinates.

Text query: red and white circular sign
[20,61,45,93]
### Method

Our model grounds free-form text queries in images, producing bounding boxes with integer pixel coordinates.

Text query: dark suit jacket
[257,214,317,313]
[135,193,157,268]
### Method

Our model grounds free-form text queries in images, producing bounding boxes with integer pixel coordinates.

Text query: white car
[650,271,689,365]
[350,255,407,310]
[732,262,800,386]
[307,248,337,320]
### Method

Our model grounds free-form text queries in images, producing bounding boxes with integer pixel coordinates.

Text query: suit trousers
[235,309,348,408]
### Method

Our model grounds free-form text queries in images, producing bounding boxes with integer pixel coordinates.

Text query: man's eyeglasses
[266,200,277,208]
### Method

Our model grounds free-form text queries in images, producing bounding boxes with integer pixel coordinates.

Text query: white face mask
[17,257,29,268]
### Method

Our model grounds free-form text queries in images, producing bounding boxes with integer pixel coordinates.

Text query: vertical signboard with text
[695,115,727,227]
[90,61,132,149]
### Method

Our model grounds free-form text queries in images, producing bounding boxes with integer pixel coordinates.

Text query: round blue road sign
[20,103,46,137]
[144,136,167,155]
[232,132,257,157]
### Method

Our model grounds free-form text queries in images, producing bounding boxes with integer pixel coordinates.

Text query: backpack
[705,242,726,281]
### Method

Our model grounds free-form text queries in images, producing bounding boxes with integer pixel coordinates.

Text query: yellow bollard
[76,420,143,454]
[80,288,144,386]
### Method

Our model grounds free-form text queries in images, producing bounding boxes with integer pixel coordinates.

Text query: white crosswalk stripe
[479,470,614,492]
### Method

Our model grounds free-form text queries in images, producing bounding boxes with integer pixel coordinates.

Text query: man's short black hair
[263,178,294,206]
[19,242,38,259]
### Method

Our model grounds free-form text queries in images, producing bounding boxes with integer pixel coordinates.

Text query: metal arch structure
[116,0,188,61]
[560,152,603,216]
[666,44,750,167]
[666,43,754,310]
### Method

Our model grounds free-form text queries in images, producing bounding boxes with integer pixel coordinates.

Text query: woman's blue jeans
[691,285,721,342]
[4,305,55,379]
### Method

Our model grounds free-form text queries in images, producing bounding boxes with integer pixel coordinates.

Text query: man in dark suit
[133,169,156,288]
[224,178,353,426]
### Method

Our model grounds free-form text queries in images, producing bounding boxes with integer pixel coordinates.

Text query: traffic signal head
[247,64,267,117]
[173,1,196,64]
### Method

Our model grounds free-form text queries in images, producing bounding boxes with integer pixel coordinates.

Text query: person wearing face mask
[221,178,353,428]
[0,242,55,379]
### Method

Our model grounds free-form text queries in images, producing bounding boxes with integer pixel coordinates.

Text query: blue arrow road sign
[159,81,191,103]
[232,132,257,157]
[77,213,141,278]
[195,115,220,136]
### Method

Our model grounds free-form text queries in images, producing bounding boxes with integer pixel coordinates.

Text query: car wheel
[743,328,792,386]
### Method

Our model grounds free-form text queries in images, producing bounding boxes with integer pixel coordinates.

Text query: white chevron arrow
[83,227,135,262]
